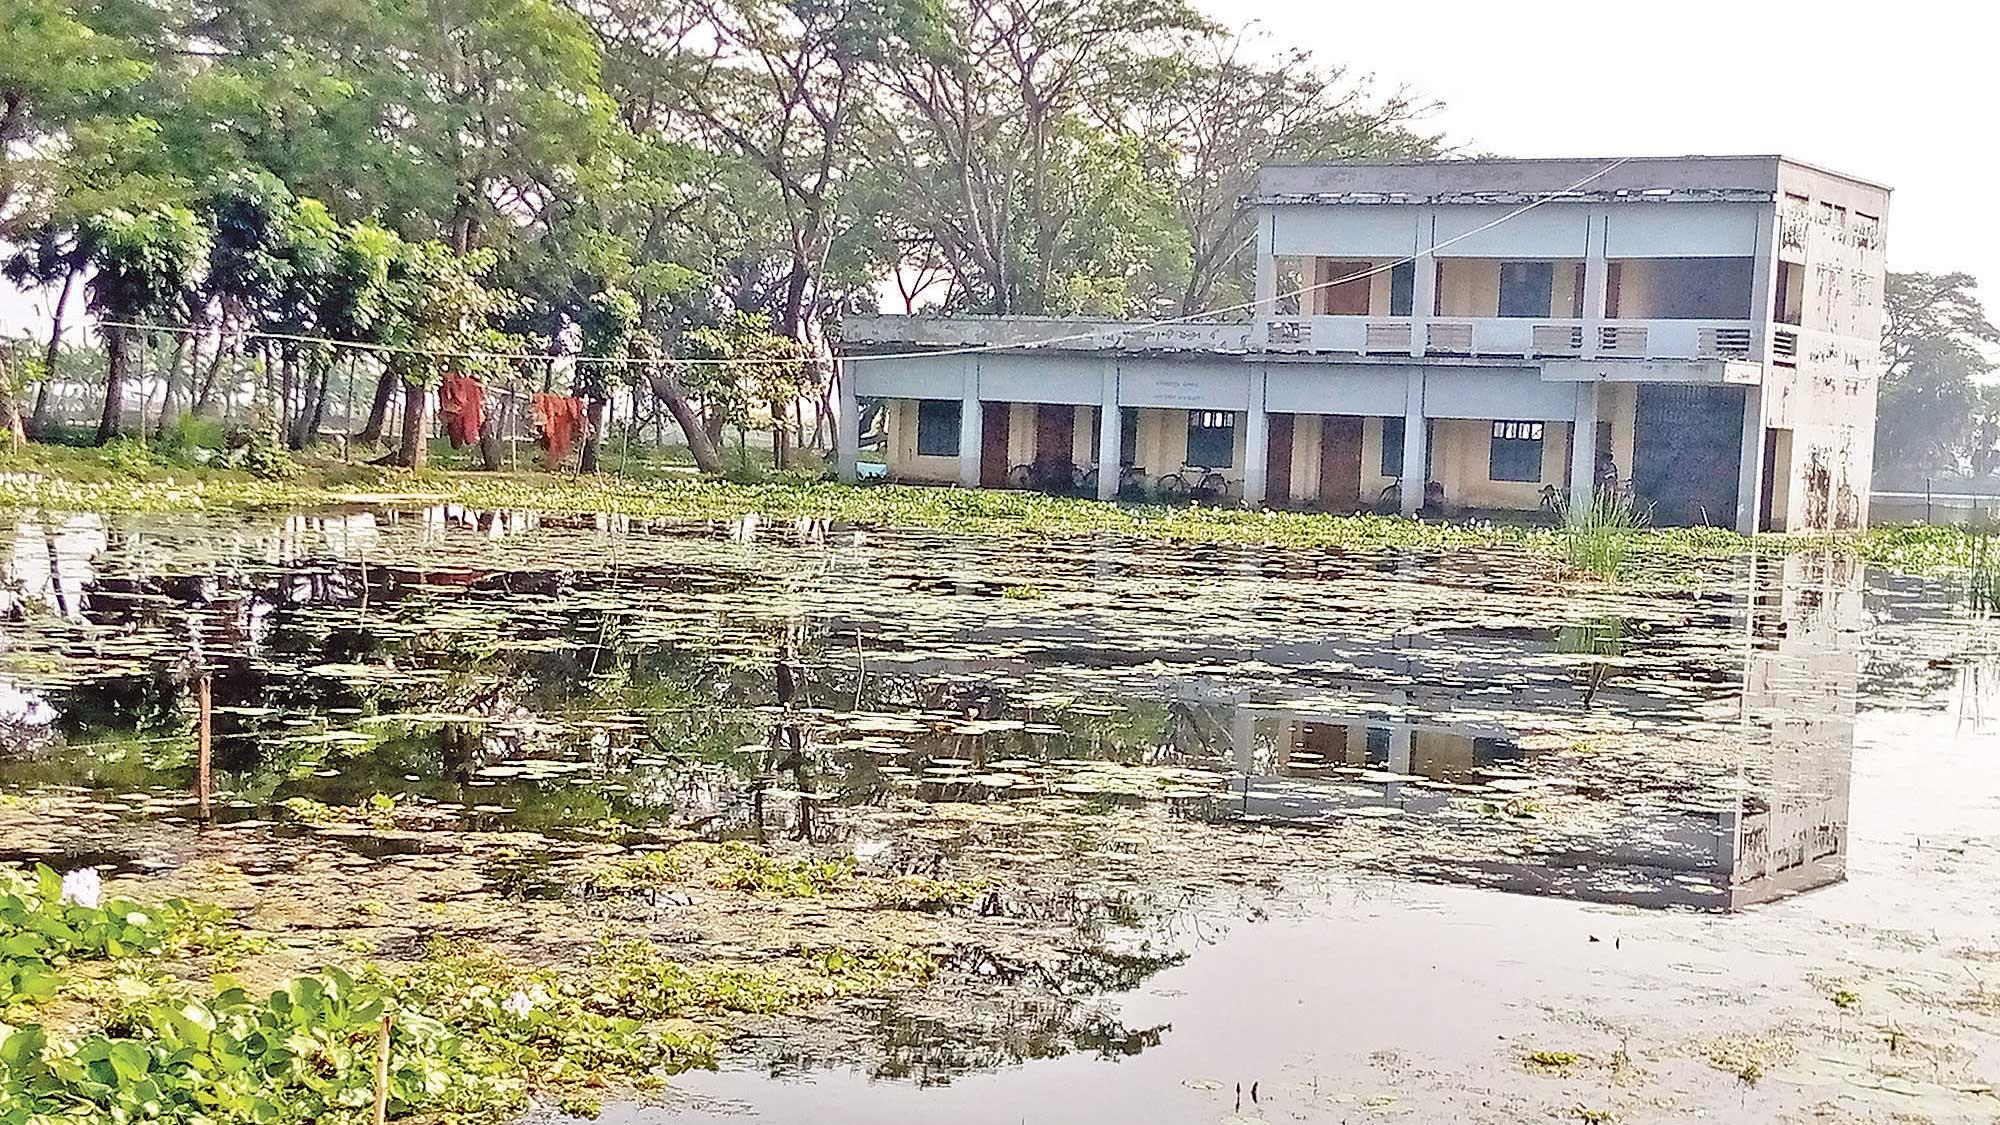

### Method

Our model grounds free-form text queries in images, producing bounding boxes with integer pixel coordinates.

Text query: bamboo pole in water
[372,1013,392,1125]
[195,672,212,823]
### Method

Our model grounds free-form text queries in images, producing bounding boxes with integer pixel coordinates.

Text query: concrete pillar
[1253,209,1279,341]
[835,359,860,484]
[1243,368,1270,507]
[1400,369,1426,518]
[1409,208,1436,358]
[1582,209,1609,359]
[1096,360,1120,501]
[1568,381,1599,515]
[1736,383,1766,534]
[957,361,981,488]
[1747,207,1780,363]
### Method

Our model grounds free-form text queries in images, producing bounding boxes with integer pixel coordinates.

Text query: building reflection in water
[1187,552,1861,911]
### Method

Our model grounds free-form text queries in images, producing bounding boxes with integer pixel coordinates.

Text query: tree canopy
[2,0,1444,465]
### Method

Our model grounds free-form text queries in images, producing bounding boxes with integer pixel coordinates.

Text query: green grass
[0,438,1987,579]
[1562,493,1649,580]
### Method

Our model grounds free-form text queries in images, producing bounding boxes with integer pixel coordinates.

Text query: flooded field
[2,506,1998,1122]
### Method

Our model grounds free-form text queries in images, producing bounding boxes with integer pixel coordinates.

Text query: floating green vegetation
[588,843,854,899]
[7,440,1994,579]
[1831,987,1862,1011]
[1524,1049,1582,1070]
[867,875,992,913]
[0,868,941,1124]
[1,865,225,1008]
[1001,584,1047,601]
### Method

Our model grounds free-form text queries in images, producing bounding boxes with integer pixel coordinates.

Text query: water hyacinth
[59,867,102,910]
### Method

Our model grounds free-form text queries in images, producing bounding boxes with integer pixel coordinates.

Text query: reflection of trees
[763,947,1186,1086]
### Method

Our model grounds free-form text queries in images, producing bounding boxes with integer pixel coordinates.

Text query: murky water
[3,506,1998,1122]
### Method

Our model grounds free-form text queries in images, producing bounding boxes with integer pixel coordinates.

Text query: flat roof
[1253,155,1891,204]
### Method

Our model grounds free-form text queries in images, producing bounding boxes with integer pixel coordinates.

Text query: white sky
[1230,0,1984,291]
[4,1,1985,333]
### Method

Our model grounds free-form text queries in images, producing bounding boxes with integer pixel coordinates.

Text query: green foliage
[0,865,216,1009]
[1563,493,1649,580]
[80,205,210,326]
[589,843,854,898]
[1877,271,1999,481]
[2,965,522,1124]
[868,874,991,913]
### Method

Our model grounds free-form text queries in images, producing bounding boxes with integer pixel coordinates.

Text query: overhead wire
[78,157,1635,372]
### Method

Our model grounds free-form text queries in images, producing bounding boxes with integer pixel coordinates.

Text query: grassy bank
[0,439,1983,576]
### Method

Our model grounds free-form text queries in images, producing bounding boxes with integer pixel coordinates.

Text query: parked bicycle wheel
[1156,472,1191,502]
[1007,464,1033,489]
[1192,472,1227,503]
[1118,466,1148,500]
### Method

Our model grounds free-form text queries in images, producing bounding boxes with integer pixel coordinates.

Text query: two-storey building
[833,156,1889,532]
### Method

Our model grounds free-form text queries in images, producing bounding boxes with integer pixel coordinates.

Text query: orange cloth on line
[532,392,586,469]
[438,374,484,448]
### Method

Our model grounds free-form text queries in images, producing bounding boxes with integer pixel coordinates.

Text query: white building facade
[834,156,1889,532]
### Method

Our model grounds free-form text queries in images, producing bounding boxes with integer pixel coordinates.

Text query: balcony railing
[1262,315,1762,362]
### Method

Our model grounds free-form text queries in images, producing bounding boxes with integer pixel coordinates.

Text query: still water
[1,506,1996,1122]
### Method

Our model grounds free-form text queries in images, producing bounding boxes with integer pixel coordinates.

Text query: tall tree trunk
[149,332,191,439]
[394,382,429,468]
[155,328,202,438]
[579,397,608,473]
[306,366,331,440]
[96,327,127,445]
[357,367,396,444]
[0,391,24,452]
[477,388,505,471]
[0,348,22,452]
[646,370,722,473]
[30,268,77,437]
[193,334,232,416]
[289,363,329,449]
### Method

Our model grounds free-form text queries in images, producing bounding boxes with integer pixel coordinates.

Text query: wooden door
[1034,405,1074,469]
[1318,415,1364,512]
[980,402,1010,487]
[1266,414,1294,505]
[1318,260,1373,315]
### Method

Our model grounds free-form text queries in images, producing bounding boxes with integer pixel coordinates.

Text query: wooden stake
[373,1012,392,1125]
[195,672,212,823]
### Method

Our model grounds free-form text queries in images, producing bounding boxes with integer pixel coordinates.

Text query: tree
[2,225,85,434]
[1877,272,1998,480]
[0,0,152,236]
[575,286,639,472]
[870,0,1207,316]
[0,335,40,449]
[79,204,211,444]
[379,241,506,468]
[1110,34,1442,314]
[681,310,805,468]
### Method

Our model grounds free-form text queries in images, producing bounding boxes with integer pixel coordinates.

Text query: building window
[1488,421,1544,482]
[1387,261,1415,317]
[1120,407,1140,467]
[1498,261,1555,318]
[915,399,961,457]
[1186,411,1236,468]
[1380,417,1405,476]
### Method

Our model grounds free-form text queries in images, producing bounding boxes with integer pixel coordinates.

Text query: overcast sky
[1237,0,1979,287]
[3,1,1982,334]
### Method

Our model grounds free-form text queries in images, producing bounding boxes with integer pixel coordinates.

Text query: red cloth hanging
[438,374,484,448]
[532,392,586,469]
